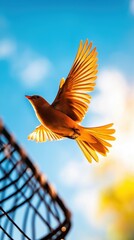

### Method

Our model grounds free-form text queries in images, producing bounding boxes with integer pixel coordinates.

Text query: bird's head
[25,95,48,111]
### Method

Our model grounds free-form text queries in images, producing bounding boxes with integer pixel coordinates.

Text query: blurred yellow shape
[99,175,134,240]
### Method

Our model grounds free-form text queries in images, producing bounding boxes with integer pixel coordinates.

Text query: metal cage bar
[0,120,71,240]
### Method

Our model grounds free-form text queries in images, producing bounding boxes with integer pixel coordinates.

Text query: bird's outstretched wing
[28,125,63,142]
[52,39,98,123]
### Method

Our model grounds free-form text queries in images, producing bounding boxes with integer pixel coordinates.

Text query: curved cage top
[0,120,71,240]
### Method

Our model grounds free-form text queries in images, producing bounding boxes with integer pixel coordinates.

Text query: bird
[25,39,115,163]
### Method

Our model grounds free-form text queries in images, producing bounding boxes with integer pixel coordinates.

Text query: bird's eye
[34,95,40,99]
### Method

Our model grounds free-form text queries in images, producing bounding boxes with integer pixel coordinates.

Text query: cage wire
[0,120,71,240]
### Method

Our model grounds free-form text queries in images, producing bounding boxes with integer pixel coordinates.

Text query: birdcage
[0,120,71,240]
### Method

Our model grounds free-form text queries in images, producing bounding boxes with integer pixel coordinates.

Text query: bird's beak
[25,95,32,100]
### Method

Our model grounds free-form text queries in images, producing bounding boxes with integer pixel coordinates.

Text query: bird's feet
[68,128,80,139]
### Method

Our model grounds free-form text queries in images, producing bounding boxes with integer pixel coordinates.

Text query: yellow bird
[25,40,115,163]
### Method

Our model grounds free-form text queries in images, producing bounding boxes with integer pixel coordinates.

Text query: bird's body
[26,40,115,163]
[35,98,79,138]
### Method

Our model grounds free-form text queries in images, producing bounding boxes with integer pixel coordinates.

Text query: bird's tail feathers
[76,123,115,163]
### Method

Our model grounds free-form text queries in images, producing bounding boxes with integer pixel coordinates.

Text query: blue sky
[0,1,134,239]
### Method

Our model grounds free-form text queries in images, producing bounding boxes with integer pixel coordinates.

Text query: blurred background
[0,0,134,239]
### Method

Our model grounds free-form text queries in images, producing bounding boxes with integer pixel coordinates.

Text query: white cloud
[130,0,134,14]
[12,48,52,87]
[60,159,127,228]
[73,189,100,226]
[90,69,128,124]
[91,69,134,169]
[60,160,91,187]
[0,39,16,59]
[0,37,52,87]
[19,58,51,86]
